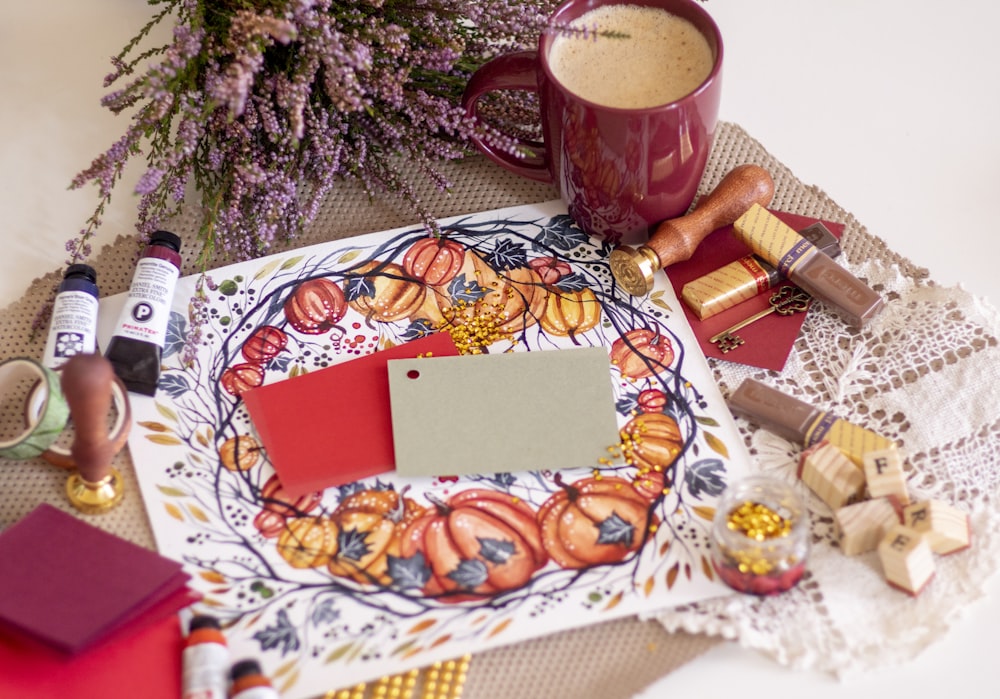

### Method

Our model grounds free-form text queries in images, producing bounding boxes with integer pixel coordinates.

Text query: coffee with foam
[547,4,714,109]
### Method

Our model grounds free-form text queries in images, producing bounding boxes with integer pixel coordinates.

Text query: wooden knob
[610,164,776,296]
[61,354,125,513]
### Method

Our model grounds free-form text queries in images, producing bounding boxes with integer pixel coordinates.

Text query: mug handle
[461,51,552,183]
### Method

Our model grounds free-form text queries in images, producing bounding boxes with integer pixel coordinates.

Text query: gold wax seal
[609,246,660,297]
[66,468,125,514]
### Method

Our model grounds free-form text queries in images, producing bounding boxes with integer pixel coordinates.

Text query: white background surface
[2,1,998,696]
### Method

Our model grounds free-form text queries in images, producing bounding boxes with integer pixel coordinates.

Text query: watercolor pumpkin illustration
[219,362,265,397]
[538,474,656,569]
[282,277,347,335]
[241,325,289,364]
[610,328,675,379]
[539,286,601,342]
[397,489,548,600]
[252,473,323,538]
[275,515,341,569]
[402,235,466,286]
[619,412,684,475]
[327,487,427,586]
[348,261,427,322]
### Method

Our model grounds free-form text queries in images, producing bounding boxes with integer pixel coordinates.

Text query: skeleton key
[709,285,812,352]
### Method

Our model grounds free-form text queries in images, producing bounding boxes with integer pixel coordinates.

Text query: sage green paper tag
[387,347,620,477]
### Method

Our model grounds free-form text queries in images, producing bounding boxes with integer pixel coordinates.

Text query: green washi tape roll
[0,357,70,460]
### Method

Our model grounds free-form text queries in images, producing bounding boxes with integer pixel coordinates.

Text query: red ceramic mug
[462,0,723,245]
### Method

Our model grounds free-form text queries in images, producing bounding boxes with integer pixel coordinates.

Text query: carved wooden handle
[647,163,775,268]
[60,354,117,483]
[609,164,775,296]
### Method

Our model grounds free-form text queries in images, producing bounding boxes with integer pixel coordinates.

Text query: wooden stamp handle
[609,164,775,296]
[647,163,775,268]
[60,354,117,483]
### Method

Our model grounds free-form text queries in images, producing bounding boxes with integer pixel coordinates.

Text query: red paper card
[0,609,184,699]
[243,332,461,497]
[0,504,193,655]
[665,210,844,371]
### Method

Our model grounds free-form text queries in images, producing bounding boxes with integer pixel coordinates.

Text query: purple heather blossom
[71,0,557,282]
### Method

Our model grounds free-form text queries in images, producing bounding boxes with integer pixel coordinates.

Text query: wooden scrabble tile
[834,496,903,555]
[878,523,936,596]
[862,446,911,504]
[798,441,865,509]
[903,499,972,555]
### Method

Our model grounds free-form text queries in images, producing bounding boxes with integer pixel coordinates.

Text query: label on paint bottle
[231,688,281,699]
[42,290,100,369]
[181,641,230,699]
[112,256,180,346]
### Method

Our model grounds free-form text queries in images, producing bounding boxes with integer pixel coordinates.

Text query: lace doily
[651,134,1000,677]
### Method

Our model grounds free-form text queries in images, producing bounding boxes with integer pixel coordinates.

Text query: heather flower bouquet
[70,0,557,268]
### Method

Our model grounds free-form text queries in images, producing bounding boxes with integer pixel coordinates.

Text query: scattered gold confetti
[726,500,792,541]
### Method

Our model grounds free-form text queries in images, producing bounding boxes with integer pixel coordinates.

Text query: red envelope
[0,504,194,655]
[665,211,844,371]
[0,609,184,699]
[243,332,461,497]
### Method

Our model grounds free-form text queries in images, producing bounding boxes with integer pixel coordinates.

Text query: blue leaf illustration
[684,458,727,499]
[310,598,340,627]
[400,318,437,341]
[533,216,589,251]
[387,552,431,590]
[489,472,516,489]
[616,394,640,416]
[344,275,375,301]
[252,609,300,656]
[158,373,191,399]
[553,272,590,292]
[595,512,635,547]
[478,537,516,565]
[485,239,527,270]
[447,559,489,589]
[337,528,372,562]
[447,273,487,303]
[162,311,187,360]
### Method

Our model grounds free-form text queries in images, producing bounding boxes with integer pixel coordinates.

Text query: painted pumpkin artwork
[276,515,340,569]
[220,362,264,396]
[347,261,427,322]
[611,328,675,379]
[398,489,548,599]
[327,487,427,585]
[402,236,465,286]
[540,286,601,342]
[253,473,323,538]
[219,434,262,472]
[283,277,347,334]
[130,204,749,697]
[538,474,657,569]
[620,412,684,476]
[241,325,289,364]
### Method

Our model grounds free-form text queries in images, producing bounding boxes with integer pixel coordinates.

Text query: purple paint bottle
[42,263,100,370]
[104,230,182,395]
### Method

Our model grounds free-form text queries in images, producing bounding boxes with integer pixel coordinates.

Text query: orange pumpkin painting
[538,474,658,569]
[397,489,548,599]
[327,487,427,586]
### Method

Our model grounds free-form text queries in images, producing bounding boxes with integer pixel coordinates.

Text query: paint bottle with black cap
[42,263,100,369]
[228,658,280,698]
[104,230,182,395]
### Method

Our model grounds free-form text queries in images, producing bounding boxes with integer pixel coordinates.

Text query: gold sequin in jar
[710,476,810,595]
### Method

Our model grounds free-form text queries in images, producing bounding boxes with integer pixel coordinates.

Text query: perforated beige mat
[2,121,905,697]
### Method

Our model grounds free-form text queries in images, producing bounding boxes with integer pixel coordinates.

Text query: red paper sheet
[0,609,184,699]
[243,332,461,497]
[0,504,194,655]
[665,210,844,371]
